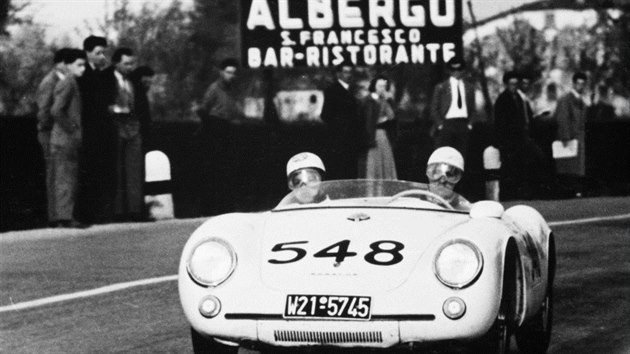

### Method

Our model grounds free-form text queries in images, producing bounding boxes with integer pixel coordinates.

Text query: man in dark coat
[195,58,241,215]
[320,61,361,180]
[101,48,144,220]
[555,72,589,197]
[430,57,477,160]
[77,35,116,223]
[494,71,544,199]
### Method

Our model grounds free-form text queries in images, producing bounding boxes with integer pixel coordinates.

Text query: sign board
[241,0,463,68]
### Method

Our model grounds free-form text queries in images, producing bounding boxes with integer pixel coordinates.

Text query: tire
[191,327,238,354]
[471,248,519,354]
[471,302,511,354]
[515,286,553,353]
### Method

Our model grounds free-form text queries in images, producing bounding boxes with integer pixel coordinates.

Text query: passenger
[426,147,472,211]
[286,152,326,190]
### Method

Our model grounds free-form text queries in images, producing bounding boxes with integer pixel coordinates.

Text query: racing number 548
[268,240,404,266]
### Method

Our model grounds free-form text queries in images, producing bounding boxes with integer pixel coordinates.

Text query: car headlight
[187,238,236,287]
[434,239,483,289]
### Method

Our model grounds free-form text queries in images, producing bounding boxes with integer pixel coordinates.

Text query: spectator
[430,57,477,159]
[532,82,560,198]
[49,49,89,228]
[195,58,241,215]
[102,47,144,221]
[130,65,155,149]
[36,47,70,227]
[556,72,589,197]
[320,60,361,180]
[425,146,471,211]
[518,73,535,124]
[494,71,545,199]
[77,35,116,223]
[588,84,616,122]
[358,74,398,180]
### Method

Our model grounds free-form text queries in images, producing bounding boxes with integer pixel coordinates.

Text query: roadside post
[483,145,501,201]
[144,150,174,220]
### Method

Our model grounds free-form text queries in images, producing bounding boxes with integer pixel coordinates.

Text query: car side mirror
[469,200,504,219]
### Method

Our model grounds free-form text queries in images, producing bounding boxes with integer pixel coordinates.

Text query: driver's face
[288,168,322,190]
[428,178,455,200]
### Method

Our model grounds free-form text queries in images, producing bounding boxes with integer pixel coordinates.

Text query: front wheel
[191,327,238,354]
[515,287,553,353]
[471,305,511,354]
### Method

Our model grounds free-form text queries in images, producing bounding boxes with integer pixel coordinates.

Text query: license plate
[284,294,371,320]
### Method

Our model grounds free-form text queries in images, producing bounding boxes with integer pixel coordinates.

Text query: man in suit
[50,49,88,228]
[320,61,361,180]
[77,35,116,223]
[494,71,544,199]
[430,57,477,159]
[101,48,145,221]
[556,72,589,197]
[36,48,69,226]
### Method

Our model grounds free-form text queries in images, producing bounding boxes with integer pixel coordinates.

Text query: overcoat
[555,92,587,176]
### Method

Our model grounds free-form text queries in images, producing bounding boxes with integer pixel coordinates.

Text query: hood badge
[347,213,370,222]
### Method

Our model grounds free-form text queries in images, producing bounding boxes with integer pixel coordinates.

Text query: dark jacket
[494,89,531,149]
[320,80,360,146]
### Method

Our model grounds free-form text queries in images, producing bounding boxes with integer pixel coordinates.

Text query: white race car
[178,180,555,353]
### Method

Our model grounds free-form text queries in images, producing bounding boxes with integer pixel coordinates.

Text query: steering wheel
[386,189,455,210]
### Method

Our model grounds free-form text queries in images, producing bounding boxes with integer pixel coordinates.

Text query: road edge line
[0,275,177,313]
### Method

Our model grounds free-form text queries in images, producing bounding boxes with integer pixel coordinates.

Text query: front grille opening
[274,330,383,343]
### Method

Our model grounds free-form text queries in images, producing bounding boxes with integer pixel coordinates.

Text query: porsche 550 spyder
[178,180,555,353]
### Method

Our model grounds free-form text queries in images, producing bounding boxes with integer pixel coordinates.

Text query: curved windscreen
[274,179,443,210]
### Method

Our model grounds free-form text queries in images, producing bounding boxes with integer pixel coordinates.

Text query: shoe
[57,220,91,229]
[48,221,61,228]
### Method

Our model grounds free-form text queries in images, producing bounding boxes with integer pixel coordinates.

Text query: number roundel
[269,240,404,266]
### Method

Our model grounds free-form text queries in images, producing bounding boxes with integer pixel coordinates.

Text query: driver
[286,152,327,204]
[426,147,472,211]
[286,152,326,190]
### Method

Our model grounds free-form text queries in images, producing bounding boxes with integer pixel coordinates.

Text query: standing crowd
[36,44,594,225]
[36,36,155,228]
[316,56,591,201]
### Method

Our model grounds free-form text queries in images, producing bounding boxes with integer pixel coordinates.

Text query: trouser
[435,118,470,159]
[38,132,55,221]
[114,120,143,216]
[50,139,81,221]
[76,120,118,223]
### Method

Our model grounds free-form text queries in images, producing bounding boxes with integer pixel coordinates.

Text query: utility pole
[467,0,494,121]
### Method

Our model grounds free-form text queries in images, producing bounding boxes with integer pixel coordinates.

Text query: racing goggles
[426,163,463,184]
[288,168,322,190]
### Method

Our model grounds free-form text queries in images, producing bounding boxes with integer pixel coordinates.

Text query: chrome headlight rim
[186,237,237,287]
[433,239,483,289]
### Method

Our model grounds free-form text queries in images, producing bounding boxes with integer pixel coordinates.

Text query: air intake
[274,330,383,344]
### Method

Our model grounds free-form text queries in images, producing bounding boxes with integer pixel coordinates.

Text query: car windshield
[275,179,446,210]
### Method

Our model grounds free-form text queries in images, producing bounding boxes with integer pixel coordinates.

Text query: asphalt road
[1,197,629,353]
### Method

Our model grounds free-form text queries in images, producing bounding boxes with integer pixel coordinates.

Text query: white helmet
[286,152,326,177]
[427,147,464,172]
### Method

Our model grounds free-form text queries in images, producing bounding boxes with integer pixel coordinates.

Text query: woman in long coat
[358,75,398,180]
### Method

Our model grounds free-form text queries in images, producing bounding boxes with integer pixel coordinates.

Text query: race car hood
[260,207,469,292]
